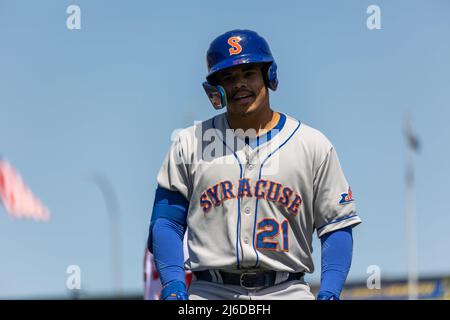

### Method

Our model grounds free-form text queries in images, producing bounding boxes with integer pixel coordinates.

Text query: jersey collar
[225,112,287,149]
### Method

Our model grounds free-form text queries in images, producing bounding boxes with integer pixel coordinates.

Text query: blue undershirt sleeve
[319,226,353,299]
[152,218,186,286]
[147,186,189,287]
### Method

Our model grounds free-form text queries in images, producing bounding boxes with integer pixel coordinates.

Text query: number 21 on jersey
[256,218,289,252]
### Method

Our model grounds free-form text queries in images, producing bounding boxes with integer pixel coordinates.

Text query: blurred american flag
[0,158,50,221]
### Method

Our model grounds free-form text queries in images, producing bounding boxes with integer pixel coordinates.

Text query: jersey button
[247,164,255,170]
[244,207,251,214]
[244,238,249,244]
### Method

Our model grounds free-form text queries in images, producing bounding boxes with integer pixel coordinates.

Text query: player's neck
[226,106,279,136]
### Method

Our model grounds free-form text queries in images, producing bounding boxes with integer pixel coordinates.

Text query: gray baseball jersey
[156,112,361,274]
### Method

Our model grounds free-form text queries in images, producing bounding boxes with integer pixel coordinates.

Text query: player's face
[215,64,268,116]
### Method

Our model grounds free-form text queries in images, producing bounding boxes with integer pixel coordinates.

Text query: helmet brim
[206,54,273,82]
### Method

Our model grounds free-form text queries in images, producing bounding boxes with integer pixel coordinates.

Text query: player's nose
[232,75,249,90]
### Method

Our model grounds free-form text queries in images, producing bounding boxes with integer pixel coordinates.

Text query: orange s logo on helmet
[228,36,242,55]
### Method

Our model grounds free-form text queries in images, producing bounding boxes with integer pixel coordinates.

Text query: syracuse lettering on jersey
[200,179,303,215]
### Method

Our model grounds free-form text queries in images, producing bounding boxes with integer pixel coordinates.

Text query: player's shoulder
[169,113,224,153]
[282,113,333,149]
[299,123,333,148]
[173,113,223,140]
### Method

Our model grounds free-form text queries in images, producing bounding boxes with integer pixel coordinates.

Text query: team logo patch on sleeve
[339,187,354,205]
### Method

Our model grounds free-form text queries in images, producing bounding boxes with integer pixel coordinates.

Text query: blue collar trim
[233,112,287,149]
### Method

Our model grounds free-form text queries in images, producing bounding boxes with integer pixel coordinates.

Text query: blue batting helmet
[203,29,278,109]
[205,29,278,90]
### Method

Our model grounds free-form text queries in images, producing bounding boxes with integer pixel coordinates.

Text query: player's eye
[222,75,233,83]
[244,70,257,78]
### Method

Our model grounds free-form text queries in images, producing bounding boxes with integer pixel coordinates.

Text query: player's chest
[190,145,314,209]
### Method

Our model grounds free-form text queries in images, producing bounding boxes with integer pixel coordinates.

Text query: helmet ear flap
[267,62,278,91]
[202,82,227,109]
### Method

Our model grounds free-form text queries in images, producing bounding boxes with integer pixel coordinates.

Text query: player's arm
[317,226,353,300]
[312,143,361,300]
[148,186,189,300]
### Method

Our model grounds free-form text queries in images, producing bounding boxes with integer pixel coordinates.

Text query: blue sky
[0,0,449,298]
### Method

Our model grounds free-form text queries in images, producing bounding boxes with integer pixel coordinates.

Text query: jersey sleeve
[156,133,192,201]
[313,147,361,238]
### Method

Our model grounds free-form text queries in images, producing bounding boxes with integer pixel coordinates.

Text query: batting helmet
[202,29,278,109]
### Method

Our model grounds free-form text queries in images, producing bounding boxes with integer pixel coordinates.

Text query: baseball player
[147,29,361,300]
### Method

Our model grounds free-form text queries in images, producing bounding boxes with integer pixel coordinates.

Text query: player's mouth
[232,90,255,105]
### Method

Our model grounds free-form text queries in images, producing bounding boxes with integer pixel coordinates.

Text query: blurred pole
[404,113,419,300]
[88,172,123,298]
